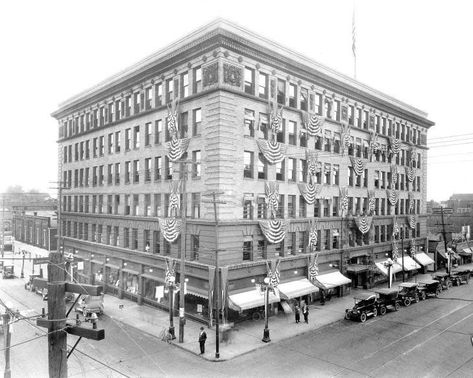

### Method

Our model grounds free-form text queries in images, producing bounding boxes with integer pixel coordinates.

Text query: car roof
[398,282,418,288]
[374,288,399,295]
[419,279,439,285]
[432,272,449,277]
[354,292,377,300]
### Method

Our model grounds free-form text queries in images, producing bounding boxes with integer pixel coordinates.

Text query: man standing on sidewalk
[198,326,207,354]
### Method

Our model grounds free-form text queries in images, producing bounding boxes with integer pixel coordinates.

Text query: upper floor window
[244,109,255,137]
[133,125,140,149]
[288,84,297,108]
[300,88,308,111]
[193,66,202,93]
[166,78,173,103]
[181,72,189,98]
[244,67,255,95]
[155,120,162,144]
[155,83,163,107]
[145,123,152,146]
[125,128,131,150]
[277,79,285,105]
[145,87,152,110]
[288,121,297,145]
[244,151,254,179]
[192,150,201,178]
[258,72,268,99]
[192,109,201,136]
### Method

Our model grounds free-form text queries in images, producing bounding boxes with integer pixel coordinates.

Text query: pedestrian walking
[198,326,207,354]
[302,303,309,323]
[294,303,301,323]
[320,289,326,305]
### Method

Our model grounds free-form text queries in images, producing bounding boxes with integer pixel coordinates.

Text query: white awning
[375,260,403,276]
[312,270,351,290]
[228,288,280,312]
[462,248,473,254]
[413,252,435,266]
[277,278,319,300]
[400,256,421,271]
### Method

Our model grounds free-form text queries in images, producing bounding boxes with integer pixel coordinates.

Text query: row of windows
[243,67,424,145]
[63,151,201,188]
[60,68,203,139]
[63,109,202,164]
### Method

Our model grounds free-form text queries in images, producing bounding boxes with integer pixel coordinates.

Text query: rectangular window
[244,67,255,94]
[300,88,308,111]
[299,196,306,217]
[192,150,201,178]
[288,84,297,108]
[145,87,152,109]
[107,164,113,185]
[244,151,254,178]
[125,128,131,150]
[132,228,138,250]
[243,194,253,219]
[288,121,296,145]
[144,194,151,216]
[144,158,151,182]
[155,82,163,107]
[193,66,202,93]
[181,72,189,98]
[166,78,174,103]
[154,156,162,180]
[259,113,268,140]
[192,108,201,136]
[298,159,307,182]
[258,72,268,99]
[165,156,173,179]
[288,195,296,218]
[277,79,285,105]
[133,194,139,216]
[276,160,285,181]
[125,161,131,184]
[244,109,255,137]
[243,241,253,261]
[154,119,162,144]
[257,197,266,219]
[133,125,140,149]
[288,158,296,181]
[191,193,201,218]
[133,160,140,183]
[180,111,188,138]
[257,153,267,180]
[145,123,152,146]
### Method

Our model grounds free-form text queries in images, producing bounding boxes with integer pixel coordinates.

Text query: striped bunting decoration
[158,218,182,243]
[350,156,366,176]
[168,181,181,217]
[164,258,176,286]
[259,219,288,244]
[307,151,321,178]
[302,112,324,137]
[409,240,416,257]
[165,138,190,162]
[408,193,415,212]
[167,111,179,138]
[369,130,380,160]
[409,146,418,165]
[405,166,416,182]
[256,139,287,164]
[392,240,399,262]
[354,214,373,234]
[408,214,416,229]
[387,189,399,206]
[391,165,399,185]
[368,190,376,214]
[308,221,319,251]
[266,260,281,288]
[389,137,401,155]
[269,102,284,135]
[298,182,322,205]
[392,217,400,237]
[308,253,319,281]
[265,182,280,219]
[340,187,349,216]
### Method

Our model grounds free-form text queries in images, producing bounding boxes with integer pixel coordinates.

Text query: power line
[428,132,473,141]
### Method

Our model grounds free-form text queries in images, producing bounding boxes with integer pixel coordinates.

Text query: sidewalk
[103,263,473,362]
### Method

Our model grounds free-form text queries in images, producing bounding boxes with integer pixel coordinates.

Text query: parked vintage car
[450,269,471,286]
[345,293,378,322]
[418,279,442,298]
[2,265,15,279]
[24,274,43,291]
[74,294,104,317]
[432,272,452,290]
[398,282,421,306]
[374,288,402,314]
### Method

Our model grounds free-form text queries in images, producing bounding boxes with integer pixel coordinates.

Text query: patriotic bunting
[307,151,322,179]
[265,182,280,219]
[389,137,401,155]
[165,138,190,162]
[341,124,353,156]
[409,146,418,165]
[350,156,366,176]
[308,221,319,251]
[408,214,416,229]
[268,100,284,135]
[168,180,181,217]
[409,240,416,257]
[387,189,399,206]
[354,214,373,234]
[369,130,380,161]
[368,190,376,214]
[408,193,415,213]
[392,240,399,262]
[259,219,288,244]
[405,166,416,182]
[308,253,319,282]
[298,182,322,205]
[392,217,400,238]
[391,165,399,185]
[266,260,281,288]
[302,112,324,137]
[256,139,287,164]
[158,218,183,243]
[164,258,176,286]
[340,187,349,216]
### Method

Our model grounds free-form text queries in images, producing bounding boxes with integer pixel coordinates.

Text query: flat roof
[53,19,431,122]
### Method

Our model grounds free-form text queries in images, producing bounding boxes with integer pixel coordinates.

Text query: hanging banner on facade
[301,111,324,137]
[350,156,366,176]
[408,214,416,229]
[406,166,416,182]
[389,137,401,155]
[387,189,399,206]
[354,214,373,234]
[256,139,286,164]
[259,219,288,244]
[158,218,182,243]
[368,190,376,214]
[308,253,319,282]
[298,182,322,205]
[308,221,319,251]
[340,186,349,217]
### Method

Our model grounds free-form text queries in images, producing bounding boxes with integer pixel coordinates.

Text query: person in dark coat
[294,303,301,323]
[302,303,309,323]
[198,326,207,354]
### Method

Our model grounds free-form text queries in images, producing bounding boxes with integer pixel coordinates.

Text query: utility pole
[2,312,11,378]
[202,191,225,359]
[401,236,405,282]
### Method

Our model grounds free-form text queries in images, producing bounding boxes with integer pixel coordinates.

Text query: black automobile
[432,273,452,290]
[450,269,471,286]
[345,293,378,323]
[398,282,420,306]
[374,288,402,314]
[418,279,442,299]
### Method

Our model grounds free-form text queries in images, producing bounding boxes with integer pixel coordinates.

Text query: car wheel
[404,298,411,307]
[394,302,401,311]
[373,307,378,317]
[379,306,387,316]
[360,312,367,323]
[421,292,427,301]
[345,311,351,320]
[414,294,420,303]
[435,289,441,297]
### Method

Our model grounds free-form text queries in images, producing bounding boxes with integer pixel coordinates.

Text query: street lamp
[262,276,271,343]
[166,276,177,340]
[384,258,394,288]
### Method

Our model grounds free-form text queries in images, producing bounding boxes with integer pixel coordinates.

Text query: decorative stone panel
[203,62,218,87]
[223,63,242,87]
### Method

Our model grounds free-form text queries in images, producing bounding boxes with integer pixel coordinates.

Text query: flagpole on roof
[352,0,357,79]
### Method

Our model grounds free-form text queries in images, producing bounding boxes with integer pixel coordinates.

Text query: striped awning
[375,259,403,276]
[228,288,280,312]
[312,270,351,290]
[399,256,421,271]
[413,252,435,266]
[277,278,319,300]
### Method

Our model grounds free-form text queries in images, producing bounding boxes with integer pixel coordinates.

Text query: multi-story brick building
[51,19,434,322]
[12,211,58,255]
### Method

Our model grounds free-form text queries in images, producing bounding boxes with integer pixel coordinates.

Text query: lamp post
[20,250,25,278]
[167,276,176,340]
[384,258,394,288]
[262,276,271,343]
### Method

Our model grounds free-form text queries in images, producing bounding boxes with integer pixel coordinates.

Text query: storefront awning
[413,252,435,266]
[459,248,473,256]
[399,256,421,271]
[122,268,140,275]
[228,288,280,312]
[346,264,370,273]
[312,270,351,290]
[186,286,208,299]
[375,260,403,276]
[141,274,165,283]
[277,278,319,300]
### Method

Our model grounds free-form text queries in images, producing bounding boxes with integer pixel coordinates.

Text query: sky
[0,0,472,201]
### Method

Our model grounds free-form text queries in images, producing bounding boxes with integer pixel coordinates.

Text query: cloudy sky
[0,0,471,201]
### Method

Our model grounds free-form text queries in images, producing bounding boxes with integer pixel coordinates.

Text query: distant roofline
[53,18,430,120]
